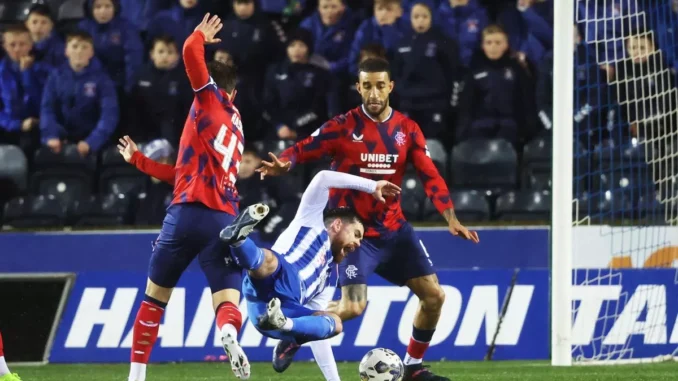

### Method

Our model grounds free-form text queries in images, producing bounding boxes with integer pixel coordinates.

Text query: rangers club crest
[394,131,406,146]
[83,82,97,97]
[110,32,121,45]
[467,19,479,33]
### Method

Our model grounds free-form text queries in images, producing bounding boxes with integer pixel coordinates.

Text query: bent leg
[230,238,279,279]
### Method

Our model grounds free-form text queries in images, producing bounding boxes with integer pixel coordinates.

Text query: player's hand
[19,55,34,71]
[21,117,37,132]
[448,218,480,243]
[256,152,291,179]
[77,141,90,157]
[117,135,138,163]
[372,180,401,203]
[194,13,223,45]
[46,138,62,154]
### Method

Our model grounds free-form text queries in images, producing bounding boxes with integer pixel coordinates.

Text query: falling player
[0,331,21,381]
[118,14,251,381]
[258,57,480,381]
[219,171,400,378]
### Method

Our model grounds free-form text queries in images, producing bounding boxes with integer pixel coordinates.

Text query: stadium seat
[0,145,28,202]
[495,191,551,221]
[33,144,97,171]
[99,145,147,196]
[449,190,490,222]
[34,176,91,206]
[450,139,518,192]
[421,198,447,222]
[575,191,632,222]
[522,137,552,190]
[401,193,423,221]
[636,194,666,224]
[70,194,130,227]
[0,0,33,22]
[425,139,448,177]
[2,195,66,228]
[31,145,95,200]
[401,173,426,202]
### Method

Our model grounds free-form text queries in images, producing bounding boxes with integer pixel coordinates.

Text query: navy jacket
[129,63,192,144]
[147,1,204,49]
[498,1,553,66]
[457,52,535,143]
[258,0,307,15]
[32,32,66,67]
[262,60,336,138]
[119,0,171,31]
[79,0,144,92]
[436,0,488,67]
[652,3,678,77]
[0,57,51,132]
[300,7,357,74]
[578,0,639,63]
[393,27,460,108]
[40,59,119,152]
[349,16,412,75]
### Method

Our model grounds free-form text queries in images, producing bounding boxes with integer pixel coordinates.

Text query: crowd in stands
[0,0,676,229]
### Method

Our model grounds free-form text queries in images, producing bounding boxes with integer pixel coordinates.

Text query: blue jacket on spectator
[403,0,439,15]
[0,57,51,132]
[300,7,356,74]
[147,0,203,51]
[498,0,552,67]
[652,2,678,77]
[78,0,144,93]
[436,0,488,67]
[40,59,119,152]
[578,0,639,63]
[349,16,411,75]
[32,32,65,67]
[258,0,307,15]
[120,0,171,31]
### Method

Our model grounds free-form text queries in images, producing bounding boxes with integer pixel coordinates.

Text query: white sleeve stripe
[192,77,216,92]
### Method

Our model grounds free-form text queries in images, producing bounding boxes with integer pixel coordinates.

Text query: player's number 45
[214,118,244,182]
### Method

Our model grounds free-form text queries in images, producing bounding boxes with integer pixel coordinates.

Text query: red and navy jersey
[171,31,244,216]
[280,106,454,238]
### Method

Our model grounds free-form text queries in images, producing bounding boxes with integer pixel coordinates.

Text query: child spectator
[40,31,119,157]
[130,138,175,225]
[262,29,336,140]
[217,0,283,139]
[300,0,356,75]
[456,25,535,145]
[147,0,203,50]
[652,0,678,79]
[0,24,51,150]
[498,0,553,67]
[25,4,65,67]
[119,0,172,31]
[437,0,489,67]
[393,2,460,141]
[129,36,192,145]
[214,48,234,65]
[78,0,144,93]
[348,0,411,75]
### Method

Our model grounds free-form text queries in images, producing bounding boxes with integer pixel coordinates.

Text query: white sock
[281,319,294,331]
[128,362,147,381]
[310,340,340,381]
[0,356,10,376]
[221,323,238,339]
[403,353,423,366]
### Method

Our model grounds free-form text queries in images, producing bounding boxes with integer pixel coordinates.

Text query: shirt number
[214,123,244,183]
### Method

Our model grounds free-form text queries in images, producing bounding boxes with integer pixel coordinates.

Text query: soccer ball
[358,348,404,381]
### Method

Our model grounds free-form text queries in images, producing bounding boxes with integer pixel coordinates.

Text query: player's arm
[183,14,223,92]
[118,136,175,185]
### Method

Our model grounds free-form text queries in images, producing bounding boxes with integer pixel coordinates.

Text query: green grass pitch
[12,361,678,380]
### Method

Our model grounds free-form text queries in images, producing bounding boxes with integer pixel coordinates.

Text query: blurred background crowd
[0,0,676,236]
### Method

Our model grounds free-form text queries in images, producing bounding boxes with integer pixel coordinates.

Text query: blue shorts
[148,203,242,292]
[246,299,316,343]
[338,223,435,287]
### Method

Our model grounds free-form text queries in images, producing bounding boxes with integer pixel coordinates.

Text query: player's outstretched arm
[118,136,175,185]
[183,13,222,91]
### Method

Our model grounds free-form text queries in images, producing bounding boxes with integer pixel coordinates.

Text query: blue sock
[230,238,264,271]
[288,315,336,342]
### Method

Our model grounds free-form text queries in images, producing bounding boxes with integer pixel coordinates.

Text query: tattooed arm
[326,284,367,321]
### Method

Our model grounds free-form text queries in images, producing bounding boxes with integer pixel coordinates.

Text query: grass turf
[10,361,678,380]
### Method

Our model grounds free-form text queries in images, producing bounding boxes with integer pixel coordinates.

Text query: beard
[363,99,388,118]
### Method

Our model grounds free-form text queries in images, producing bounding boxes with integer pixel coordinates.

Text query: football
[358,348,404,381]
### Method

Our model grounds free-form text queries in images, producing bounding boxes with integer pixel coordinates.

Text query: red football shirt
[279,106,454,238]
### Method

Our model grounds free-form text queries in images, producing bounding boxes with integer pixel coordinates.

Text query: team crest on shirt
[110,32,121,45]
[504,68,514,80]
[304,72,315,87]
[467,19,479,33]
[425,42,437,57]
[333,31,345,43]
[253,29,261,42]
[168,81,178,95]
[83,82,97,97]
[394,131,406,146]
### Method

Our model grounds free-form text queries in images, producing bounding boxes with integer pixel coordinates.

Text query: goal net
[554,0,678,365]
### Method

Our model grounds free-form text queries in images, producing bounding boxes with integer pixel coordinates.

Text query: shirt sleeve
[130,151,176,185]
[408,122,454,214]
[278,116,345,169]
[295,170,376,225]
[183,31,212,92]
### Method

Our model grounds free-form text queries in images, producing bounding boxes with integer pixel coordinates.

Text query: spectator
[236,147,300,243]
[498,0,553,68]
[25,4,65,67]
[652,0,678,79]
[213,48,234,65]
[262,29,336,140]
[537,25,614,146]
[78,0,144,93]
[393,2,460,141]
[348,0,411,75]
[119,0,172,31]
[40,31,119,157]
[130,138,175,225]
[456,25,535,145]
[258,0,307,22]
[147,0,203,51]
[217,0,284,139]
[300,0,357,75]
[129,36,192,145]
[437,0,489,67]
[0,24,50,150]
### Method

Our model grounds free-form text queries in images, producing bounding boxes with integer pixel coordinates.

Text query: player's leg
[0,330,20,381]
[258,298,343,344]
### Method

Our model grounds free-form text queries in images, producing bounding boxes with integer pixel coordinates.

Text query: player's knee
[330,314,343,335]
[421,284,446,312]
[145,279,172,303]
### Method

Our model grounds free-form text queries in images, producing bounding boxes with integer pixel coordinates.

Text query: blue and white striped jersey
[271,171,377,305]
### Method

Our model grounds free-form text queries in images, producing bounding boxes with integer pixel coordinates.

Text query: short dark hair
[27,4,53,20]
[3,23,30,35]
[150,35,177,51]
[323,207,363,227]
[207,60,238,93]
[66,30,94,45]
[358,57,391,79]
[234,0,254,4]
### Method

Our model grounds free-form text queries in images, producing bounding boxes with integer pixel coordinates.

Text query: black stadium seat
[421,198,446,222]
[0,0,33,22]
[522,137,552,190]
[425,139,448,177]
[451,139,518,192]
[99,145,147,196]
[2,195,66,228]
[70,194,130,227]
[401,173,426,221]
[30,145,95,201]
[0,145,28,202]
[495,191,551,221]
[450,190,490,222]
